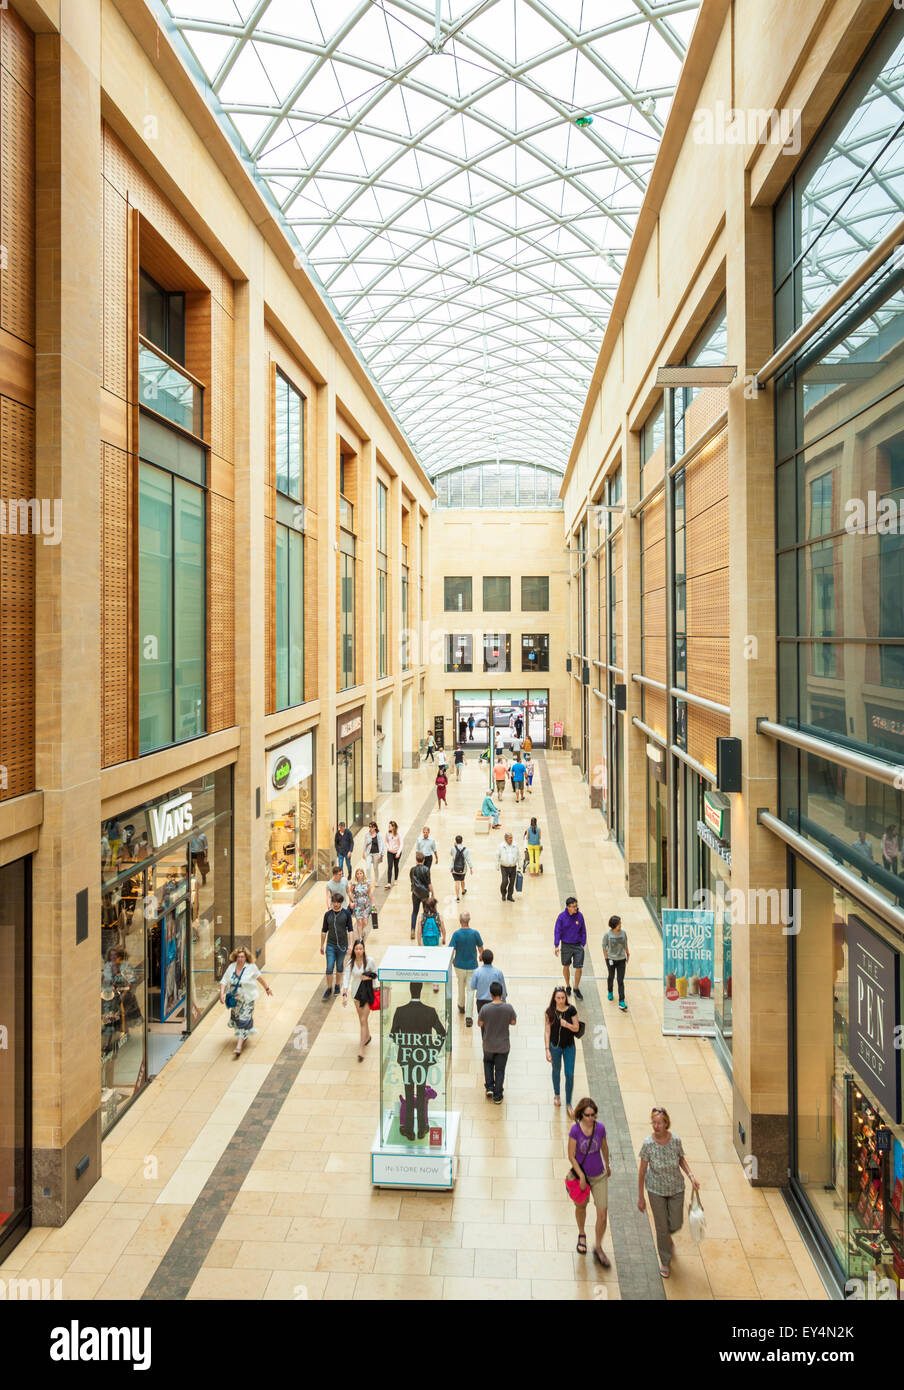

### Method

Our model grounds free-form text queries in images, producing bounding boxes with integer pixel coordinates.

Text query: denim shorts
[561,942,585,969]
[324,941,347,974]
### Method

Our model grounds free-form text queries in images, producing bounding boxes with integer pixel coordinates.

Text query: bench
[474,815,491,835]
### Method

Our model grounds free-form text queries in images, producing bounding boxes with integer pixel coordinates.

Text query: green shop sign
[271,755,292,792]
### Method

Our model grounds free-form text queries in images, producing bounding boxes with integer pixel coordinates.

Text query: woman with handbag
[567,1097,611,1268]
[384,821,402,887]
[364,822,384,887]
[220,946,272,1057]
[350,868,375,941]
[637,1105,700,1278]
[544,987,579,1114]
[341,938,378,1061]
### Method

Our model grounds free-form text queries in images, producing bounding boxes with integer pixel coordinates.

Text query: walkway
[2,751,826,1300]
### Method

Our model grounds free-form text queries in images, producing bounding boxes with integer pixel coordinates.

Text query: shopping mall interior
[0,0,902,1321]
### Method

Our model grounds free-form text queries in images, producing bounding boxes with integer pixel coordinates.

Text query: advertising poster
[661,908,716,1036]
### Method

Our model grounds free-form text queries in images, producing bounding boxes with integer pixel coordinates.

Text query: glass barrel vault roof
[157,0,700,477]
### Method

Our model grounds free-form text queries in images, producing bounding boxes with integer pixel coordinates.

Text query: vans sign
[148,792,193,849]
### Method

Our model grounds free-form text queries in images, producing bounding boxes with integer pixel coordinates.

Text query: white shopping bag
[688,1187,706,1244]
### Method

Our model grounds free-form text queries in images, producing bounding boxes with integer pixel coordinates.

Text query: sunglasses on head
[652,1107,666,1115]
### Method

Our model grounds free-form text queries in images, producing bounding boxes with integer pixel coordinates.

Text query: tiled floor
[3,751,828,1300]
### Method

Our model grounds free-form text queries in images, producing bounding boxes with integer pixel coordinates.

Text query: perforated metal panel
[211,297,234,463]
[0,22,35,346]
[643,686,667,738]
[0,397,34,799]
[685,431,729,519]
[643,589,666,638]
[687,705,729,774]
[643,636,667,684]
[686,637,730,705]
[686,496,729,578]
[208,492,234,731]
[686,570,729,636]
[103,179,129,399]
[101,442,131,766]
[684,386,729,450]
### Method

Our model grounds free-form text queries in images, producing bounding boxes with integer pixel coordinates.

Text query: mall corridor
[2,753,825,1301]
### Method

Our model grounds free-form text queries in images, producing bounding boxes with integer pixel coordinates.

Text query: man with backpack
[450,834,473,901]
[409,851,432,939]
[453,744,465,781]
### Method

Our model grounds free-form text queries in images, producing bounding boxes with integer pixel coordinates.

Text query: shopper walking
[437,743,448,770]
[424,730,436,762]
[569,1098,611,1267]
[554,896,586,1000]
[511,733,522,758]
[480,792,500,828]
[450,834,473,899]
[341,938,378,1061]
[409,851,432,939]
[471,948,506,1016]
[416,825,439,871]
[325,863,350,911]
[220,946,273,1057]
[603,914,629,1009]
[638,1106,700,1279]
[385,820,402,887]
[468,714,475,742]
[417,895,446,994]
[449,912,483,1024]
[544,986,578,1113]
[510,755,526,802]
[478,981,516,1104]
[363,821,384,886]
[334,822,354,878]
[493,754,507,799]
[496,832,520,901]
[350,867,375,940]
[525,751,536,795]
[453,745,465,781]
[524,817,542,874]
[321,893,354,999]
[435,767,449,811]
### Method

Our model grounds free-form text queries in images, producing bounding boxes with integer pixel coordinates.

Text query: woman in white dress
[219,945,272,1057]
[341,937,378,1060]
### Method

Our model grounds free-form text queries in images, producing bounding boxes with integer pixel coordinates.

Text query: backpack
[453,844,466,874]
[421,914,440,946]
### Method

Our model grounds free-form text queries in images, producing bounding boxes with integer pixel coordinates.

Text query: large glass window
[275,371,303,501]
[445,634,473,672]
[275,523,304,709]
[378,569,388,679]
[376,480,388,554]
[521,575,549,611]
[401,566,410,670]
[139,270,185,364]
[138,463,206,754]
[341,547,356,689]
[444,576,472,611]
[522,633,549,672]
[483,576,510,611]
[641,400,664,466]
[483,633,510,673]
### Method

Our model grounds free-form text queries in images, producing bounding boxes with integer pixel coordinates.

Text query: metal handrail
[671,687,730,718]
[756,718,902,789]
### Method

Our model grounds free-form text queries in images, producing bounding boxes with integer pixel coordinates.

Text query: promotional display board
[372,945,460,1189]
[846,915,902,1122]
[661,908,716,1036]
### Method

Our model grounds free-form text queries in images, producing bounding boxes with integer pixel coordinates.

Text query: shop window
[521,575,549,610]
[444,576,472,611]
[139,269,185,364]
[483,576,510,611]
[522,633,549,672]
[275,523,304,709]
[138,463,206,754]
[445,634,473,672]
[275,370,303,501]
[341,547,356,689]
[483,633,510,673]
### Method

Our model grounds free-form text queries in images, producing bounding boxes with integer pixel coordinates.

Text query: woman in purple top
[568,1096,611,1268]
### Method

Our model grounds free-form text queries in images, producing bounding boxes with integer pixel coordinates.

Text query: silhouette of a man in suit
[389,982,447,1140]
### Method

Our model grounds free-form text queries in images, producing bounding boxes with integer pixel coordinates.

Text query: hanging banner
[662,908,716,1037]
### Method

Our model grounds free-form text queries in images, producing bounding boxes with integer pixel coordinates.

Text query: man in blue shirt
[470,948,506,1016]
[449,911,484,1026]
[509,755,526,803]
[554,896,587,1000]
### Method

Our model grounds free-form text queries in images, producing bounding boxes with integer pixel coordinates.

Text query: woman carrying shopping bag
[637,1105,700,1278]
[341,938,378,1061]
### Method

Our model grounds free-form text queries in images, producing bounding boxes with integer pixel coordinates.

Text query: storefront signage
[267,733,313,797]
[337,706,363,750]
[696,820,732,868]
[149,792,193,849]
[661,908,716,1037]
[703,789,730,841]
[846,915,902,1122]
[552,721,564,738]
[371,1152,453,1187]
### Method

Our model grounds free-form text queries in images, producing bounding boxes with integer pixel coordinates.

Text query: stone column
[32,8,103,1223]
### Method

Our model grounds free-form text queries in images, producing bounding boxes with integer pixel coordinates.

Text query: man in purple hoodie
[554,896,586,1001]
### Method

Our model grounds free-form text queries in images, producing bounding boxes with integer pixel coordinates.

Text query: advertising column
[662,907,716,1037]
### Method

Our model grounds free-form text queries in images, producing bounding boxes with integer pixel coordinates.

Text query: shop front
[645,746,668,923]
[337,705,364,833]
[792,854,904,1290]
[0,856,30,1263]
[265,732,315,930]
[452,689,549,748]
[100,767,233,1133]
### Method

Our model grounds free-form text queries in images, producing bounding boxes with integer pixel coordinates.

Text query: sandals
[553,1096,561,1107]
[576,1235,587,1254]
[593,1248,611,1269]
[659,1265,670,1278]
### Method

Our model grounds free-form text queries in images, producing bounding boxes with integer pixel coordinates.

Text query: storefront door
[0,857,30,1262]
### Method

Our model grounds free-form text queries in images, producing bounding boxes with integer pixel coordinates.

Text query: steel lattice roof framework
[157,0,699,476]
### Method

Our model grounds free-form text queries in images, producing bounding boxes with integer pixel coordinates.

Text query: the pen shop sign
[846,914,902,1122]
